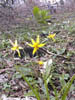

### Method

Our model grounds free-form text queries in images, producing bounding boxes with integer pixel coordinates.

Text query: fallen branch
[40,48,68,59]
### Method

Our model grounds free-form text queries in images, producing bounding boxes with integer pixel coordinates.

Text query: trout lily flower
[40,59,53,74]
[38,61,44,66]
[47,33,56,41]
[9,40,23,57]
[37,59,53,74]
[28,35,45,55]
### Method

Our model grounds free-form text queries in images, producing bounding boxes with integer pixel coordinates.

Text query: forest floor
[0,11,75,100]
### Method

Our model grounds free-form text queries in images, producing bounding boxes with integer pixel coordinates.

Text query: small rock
[0,74,8,83]
[12,85,22,91]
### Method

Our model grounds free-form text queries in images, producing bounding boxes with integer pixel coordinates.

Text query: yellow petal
[38,61,44,65]
[53,33,56,37]
[11,47,16,51]
[47,35,50,38]
[9,39,14,46]
[28,43,34,47]
[38,43,45,48]
[33,48,38,55]
[51,34,56,38]
[52,38,56,42]
[17,49,21,57]
[31,39,35,44]
[36,35,40,44]
[49,34,55,38]
[15,40,18,46]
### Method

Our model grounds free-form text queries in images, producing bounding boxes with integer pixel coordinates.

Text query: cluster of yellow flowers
[10,33,56,57]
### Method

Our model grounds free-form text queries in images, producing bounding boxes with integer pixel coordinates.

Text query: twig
[40,48,68,59]
[0,68,13,74]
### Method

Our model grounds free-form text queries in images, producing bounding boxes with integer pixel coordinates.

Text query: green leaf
[64,74,70,80]
[33,6,51,24]
[49,80,59,100]
[33,6,40,19]
[15,65,40,100]
[62,74,75,100]
[24,90,35,97]
[13,72,22,79]
[44,79,50,100]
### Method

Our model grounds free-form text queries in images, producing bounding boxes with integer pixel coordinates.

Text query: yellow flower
[28,35,45,55]
[10,40,23,57]
[38,61,44,66]
[47,33,56,41]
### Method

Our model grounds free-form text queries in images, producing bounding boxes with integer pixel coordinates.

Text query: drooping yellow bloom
[28,35,45,55]
[47,33,56,41]
[38,61,44,66]
[10,40,23,57]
